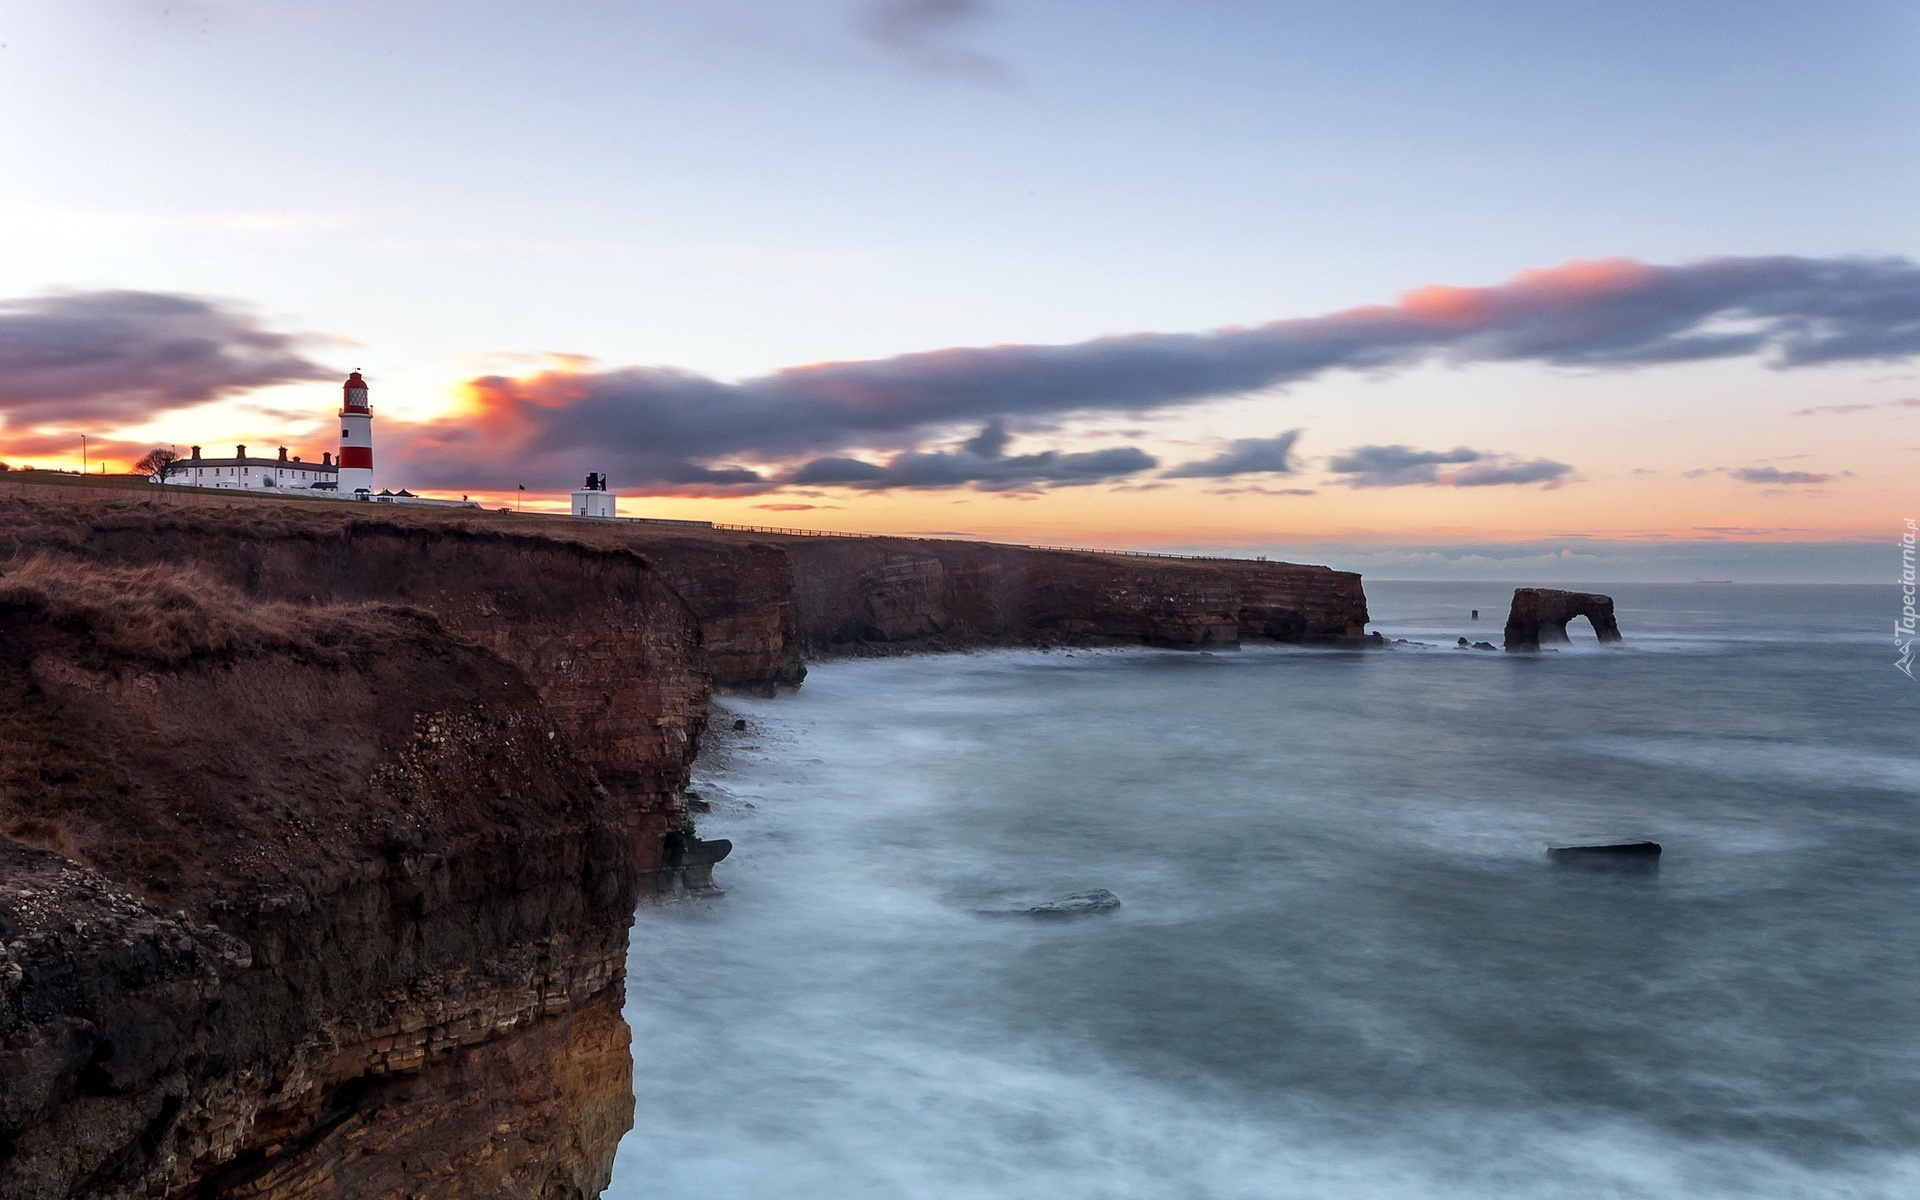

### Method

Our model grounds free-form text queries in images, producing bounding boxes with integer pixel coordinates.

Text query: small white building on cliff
[571,473,617,518]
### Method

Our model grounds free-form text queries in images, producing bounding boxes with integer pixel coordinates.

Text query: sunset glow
[0,2,1910,580]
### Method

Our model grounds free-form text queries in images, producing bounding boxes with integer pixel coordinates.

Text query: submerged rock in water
[1547,840,1661,870]
[1026,888,1122,917]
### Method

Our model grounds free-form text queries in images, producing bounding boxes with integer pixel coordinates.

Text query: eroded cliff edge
[0,480,1372,1197]
[776,536,1367,654]
[0,558,634,1199]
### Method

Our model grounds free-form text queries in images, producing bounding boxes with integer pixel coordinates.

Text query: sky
[1,0,1916,579]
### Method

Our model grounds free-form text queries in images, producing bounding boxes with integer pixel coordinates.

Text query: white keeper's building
[167,444,341,492]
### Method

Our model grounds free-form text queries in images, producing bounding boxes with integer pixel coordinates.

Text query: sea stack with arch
[1503,588,1622,652]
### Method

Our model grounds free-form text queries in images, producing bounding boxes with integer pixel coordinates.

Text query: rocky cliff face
[0,558,635,1199]
[610,534,807,688]
[776,536,1369,655]
[0,502,720,894]
[0,488,1370,688]
[0,480,1376,1198]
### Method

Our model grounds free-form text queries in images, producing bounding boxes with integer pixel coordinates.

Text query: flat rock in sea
[1547,840,1661,867]
[1026,889,1122,917]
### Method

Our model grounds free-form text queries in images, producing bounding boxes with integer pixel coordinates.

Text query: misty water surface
[608,583,1918,1199]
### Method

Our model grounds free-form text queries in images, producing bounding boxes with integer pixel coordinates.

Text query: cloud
[963,418,1012,457]
[1204,484,1317,497]
[0,431,157,470]
[0,290,329,427]
[858,0,1011,83]
[1728,466,1835,485]
[394,254,1920,494]
[1163,429,1301,478]
[1324,444,1573,489]
[1447,458,1575,487]
[1686,465,1843,485]
[1326,444,1481,487]
[782,442,1155,492]
[1791,397,1920,416]
[753,502,841,511]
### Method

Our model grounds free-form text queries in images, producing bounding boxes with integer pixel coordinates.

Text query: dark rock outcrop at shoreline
[0,478,1375,1197]
[1503,588,1622,652]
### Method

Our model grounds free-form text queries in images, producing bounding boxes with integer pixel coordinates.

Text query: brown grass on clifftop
[0,553,379,663]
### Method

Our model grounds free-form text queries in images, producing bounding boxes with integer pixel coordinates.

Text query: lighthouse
[338,371,375,497]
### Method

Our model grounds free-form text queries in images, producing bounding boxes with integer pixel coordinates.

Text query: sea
[605,582,1918,1200]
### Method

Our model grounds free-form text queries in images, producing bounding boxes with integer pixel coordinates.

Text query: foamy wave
[610,1019,1920,1199]
[617,620,1913,1200]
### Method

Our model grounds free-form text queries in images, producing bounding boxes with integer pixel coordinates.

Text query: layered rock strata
[0,560,636,1199]
[0,501,719,894]
[0,486,1370,684]
[778,537,1368,656]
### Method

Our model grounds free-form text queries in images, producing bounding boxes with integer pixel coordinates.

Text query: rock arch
[1503,588,1622,651]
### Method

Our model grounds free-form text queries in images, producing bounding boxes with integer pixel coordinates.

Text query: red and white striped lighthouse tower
[339,371,375,496]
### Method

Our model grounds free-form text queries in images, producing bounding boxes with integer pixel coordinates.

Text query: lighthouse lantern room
[338,370,375,496]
